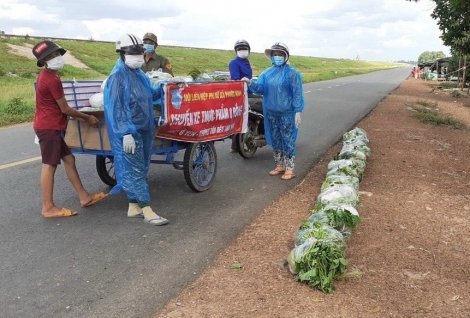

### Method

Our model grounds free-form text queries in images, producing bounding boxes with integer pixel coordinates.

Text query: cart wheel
[236,120,257,159]
[96,155,117,186]
[183,142,217,192]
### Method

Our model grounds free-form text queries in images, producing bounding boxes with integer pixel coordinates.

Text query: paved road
[0,67,411,318]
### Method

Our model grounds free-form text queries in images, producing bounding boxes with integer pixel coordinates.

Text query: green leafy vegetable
[291,225,348,293]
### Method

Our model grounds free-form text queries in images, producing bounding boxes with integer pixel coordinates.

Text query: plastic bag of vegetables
[294,212,333,246]
[314,203,361,241]
[327,159,366,177]
[288,225,348,293]
[326,163,362,179]
[339,141,371,158]
[343,127,368,143]
[321,174,360,192]
[316,184,359,208]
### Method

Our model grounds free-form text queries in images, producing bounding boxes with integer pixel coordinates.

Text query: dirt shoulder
[154,78,470,318]
[7,43,89,69]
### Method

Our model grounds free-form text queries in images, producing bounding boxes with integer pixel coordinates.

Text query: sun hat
[32,41,66,67]
[264,42,290,62]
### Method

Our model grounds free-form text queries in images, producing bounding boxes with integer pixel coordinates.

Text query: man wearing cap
[32,40,108,218]
[141,32,173,76]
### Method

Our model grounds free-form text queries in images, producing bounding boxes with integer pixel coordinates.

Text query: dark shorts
[35,130,71,165]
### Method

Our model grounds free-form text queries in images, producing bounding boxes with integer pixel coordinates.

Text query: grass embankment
[0,37,403,127]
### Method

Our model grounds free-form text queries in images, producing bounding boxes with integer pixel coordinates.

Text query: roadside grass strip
[406,100,467,130]
[287,127,369,293]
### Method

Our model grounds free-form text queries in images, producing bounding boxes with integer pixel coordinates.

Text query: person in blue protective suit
[228,39,253,153]
[241,42,304,180]
[103,33,169,226]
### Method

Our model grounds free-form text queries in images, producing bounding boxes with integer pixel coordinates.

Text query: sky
[1,0,450,62]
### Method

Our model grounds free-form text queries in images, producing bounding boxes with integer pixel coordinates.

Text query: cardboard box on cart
[64,110,112,151]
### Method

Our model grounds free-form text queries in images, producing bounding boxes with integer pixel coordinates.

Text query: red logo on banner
[156,81,248,142]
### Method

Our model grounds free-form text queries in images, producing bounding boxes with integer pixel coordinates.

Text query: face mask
[125,54,144,69]
[143,44,155,53]
[272,56,285,66]
[46,55,65,70]
[237,50,249,59]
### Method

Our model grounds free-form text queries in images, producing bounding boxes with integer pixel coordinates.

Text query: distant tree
[430,0,470,89]
[418,51,446,63]
[0,30,5,35]
[408,0,470,89]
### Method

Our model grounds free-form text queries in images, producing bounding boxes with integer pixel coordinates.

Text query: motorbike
[235,95,267,158]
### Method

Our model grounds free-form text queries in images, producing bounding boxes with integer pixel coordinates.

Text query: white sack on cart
[89,93,104,109]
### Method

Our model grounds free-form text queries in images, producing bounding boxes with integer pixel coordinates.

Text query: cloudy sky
[1,0,449,62]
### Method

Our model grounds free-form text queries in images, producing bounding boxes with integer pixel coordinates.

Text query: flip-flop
[43,208,78,218]
[269,167,286,176]
[127,212,144,218]
[81,192,108,207]
[144,216,169,226]
[281,171,296,180]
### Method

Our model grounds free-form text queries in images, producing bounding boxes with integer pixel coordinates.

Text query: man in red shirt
[32,40,108,218]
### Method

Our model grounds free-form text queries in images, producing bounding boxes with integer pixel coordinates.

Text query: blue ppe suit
[249,63,304,158]
[103,58,161,204]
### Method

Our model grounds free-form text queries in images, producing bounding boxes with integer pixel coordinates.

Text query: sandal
[42,208,78,218]
[144,216,169,226]
[269,166,286,176]
[81,192,108,207]
[281,170,296,180]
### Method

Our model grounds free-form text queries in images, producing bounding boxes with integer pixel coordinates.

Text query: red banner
[156,81,248,142]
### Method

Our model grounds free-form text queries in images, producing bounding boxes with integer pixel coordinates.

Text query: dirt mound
[7,43,89,69]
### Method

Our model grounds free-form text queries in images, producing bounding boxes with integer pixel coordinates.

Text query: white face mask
[125,54,144,69]
[237,50,249,59]
[46,55,65,70]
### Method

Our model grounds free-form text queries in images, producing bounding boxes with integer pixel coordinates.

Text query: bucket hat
[264,42,290,62]
[32,41,66,67]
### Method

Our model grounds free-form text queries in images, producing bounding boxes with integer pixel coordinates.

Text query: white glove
[295,112,301,128]
[123,134,136,154]
[241,77,251,85]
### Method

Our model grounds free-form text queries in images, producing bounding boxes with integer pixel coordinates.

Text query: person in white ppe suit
[103,33,169,225]
[242,42,304,180]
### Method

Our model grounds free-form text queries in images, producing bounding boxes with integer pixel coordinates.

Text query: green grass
[415,100,438,109]
[0,36,405,127]
[410,105,467,129]
[438,82,458,89]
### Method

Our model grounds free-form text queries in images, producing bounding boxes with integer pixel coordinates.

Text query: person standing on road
[32,40,108,218]
[228,39,254,153]
[104,33,169,226]
[141,32,173,76]
[241,42,304,180]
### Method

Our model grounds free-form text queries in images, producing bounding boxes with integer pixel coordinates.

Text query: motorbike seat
[248,96,263,113]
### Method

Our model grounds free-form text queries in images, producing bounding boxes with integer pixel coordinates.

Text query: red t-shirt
[33,69,67,130]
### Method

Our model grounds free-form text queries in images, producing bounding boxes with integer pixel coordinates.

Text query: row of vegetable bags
[287,127,370,293]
